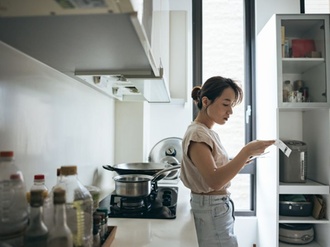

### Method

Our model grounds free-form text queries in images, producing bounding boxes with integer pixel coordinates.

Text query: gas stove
[99,185,178,219]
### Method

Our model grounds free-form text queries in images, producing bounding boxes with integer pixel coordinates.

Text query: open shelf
[279,216,329,224]
[279,179,330,194]
[282,58,325,73]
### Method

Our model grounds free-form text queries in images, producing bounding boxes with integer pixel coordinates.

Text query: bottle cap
[30,190,44,207]
[94,211,106,222]
[10,173,21,180]
[96,207,108,216]
[34,174,45,181]
[60,166,77,176]
[53,188,66,204]
[0,151,14,157]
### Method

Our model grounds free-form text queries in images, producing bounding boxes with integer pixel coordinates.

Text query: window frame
[192,0,257,216]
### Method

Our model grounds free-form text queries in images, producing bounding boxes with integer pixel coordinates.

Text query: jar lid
[148,137,182,163]
[60,165,77,175]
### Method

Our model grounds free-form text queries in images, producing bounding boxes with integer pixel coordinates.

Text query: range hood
[0,0,171,103]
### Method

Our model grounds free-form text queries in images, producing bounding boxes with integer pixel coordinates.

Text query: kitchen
[0,0,329,247]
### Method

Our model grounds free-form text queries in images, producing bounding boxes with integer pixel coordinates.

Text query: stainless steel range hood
[0,0,171,103]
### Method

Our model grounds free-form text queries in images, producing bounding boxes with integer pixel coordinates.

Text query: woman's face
[205,87,235,125]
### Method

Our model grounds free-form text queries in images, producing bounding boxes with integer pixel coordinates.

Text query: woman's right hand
[244,139,275,158]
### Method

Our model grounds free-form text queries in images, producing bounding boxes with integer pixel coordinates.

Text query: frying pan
[102,162,175,176]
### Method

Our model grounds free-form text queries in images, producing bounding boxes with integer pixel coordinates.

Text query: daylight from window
[201,0,330,211]
[202,0,249,210]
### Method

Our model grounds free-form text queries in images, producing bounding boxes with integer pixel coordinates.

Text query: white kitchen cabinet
[0,0,175,103]
[257,14,330,247]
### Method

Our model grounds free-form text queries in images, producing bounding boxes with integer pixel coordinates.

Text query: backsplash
[0,41,116,193]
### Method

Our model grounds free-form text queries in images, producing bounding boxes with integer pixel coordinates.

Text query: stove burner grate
[99,186,178,220]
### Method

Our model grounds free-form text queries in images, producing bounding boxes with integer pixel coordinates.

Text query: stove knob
[163,197,172,206]
[163,190,172,196]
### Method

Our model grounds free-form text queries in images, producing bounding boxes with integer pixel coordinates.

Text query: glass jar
[283,80,292,102]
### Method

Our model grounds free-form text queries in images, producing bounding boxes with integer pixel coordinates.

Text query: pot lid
[148,137,183,163]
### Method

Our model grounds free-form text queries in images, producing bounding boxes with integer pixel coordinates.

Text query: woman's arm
[188,140,274,190]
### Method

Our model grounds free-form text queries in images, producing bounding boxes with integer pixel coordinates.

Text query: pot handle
[151,165,181,182]
[102,165,115,172]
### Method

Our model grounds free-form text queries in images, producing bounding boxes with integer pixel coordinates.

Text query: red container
[291,39,316,58]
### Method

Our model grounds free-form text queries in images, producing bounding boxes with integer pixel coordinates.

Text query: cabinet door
[278,15,330,109]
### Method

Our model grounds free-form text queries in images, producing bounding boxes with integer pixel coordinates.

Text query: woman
[180,76,274,247]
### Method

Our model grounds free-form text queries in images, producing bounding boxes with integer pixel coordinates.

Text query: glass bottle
[31,174,48,198]
[92,215,101,247]
[23,190,48,247]
[96,208,109,242]
[27,174,49,204]
[85,185,101,212]
[43,168,61,231]
[56,165,93,247]
[47,188,73,247]
[0,151,28,247]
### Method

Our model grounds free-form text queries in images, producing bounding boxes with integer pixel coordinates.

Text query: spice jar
[293,80,304,91]
[283,80,292,102]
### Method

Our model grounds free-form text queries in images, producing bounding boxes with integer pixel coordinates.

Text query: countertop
[103,180,199,247]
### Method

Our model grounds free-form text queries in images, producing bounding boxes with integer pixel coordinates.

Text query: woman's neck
[194,113,214,129]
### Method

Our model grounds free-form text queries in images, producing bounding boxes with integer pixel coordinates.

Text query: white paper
[248,151,270,162]
[274,139,292,157]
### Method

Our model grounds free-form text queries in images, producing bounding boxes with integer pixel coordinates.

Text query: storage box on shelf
[257,14,330,247]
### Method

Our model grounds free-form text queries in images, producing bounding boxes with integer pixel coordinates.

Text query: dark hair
[192,76,243,110]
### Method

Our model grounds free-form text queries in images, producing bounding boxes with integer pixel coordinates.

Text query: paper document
[248,151,270,162]
[275,139,292,157]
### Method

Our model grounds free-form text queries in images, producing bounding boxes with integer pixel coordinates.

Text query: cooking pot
[113,165,180,197]
[279,224,314,244]
[102,162,176,176]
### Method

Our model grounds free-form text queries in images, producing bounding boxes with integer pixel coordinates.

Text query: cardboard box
[312,195,326,219]
[307,51,322,58]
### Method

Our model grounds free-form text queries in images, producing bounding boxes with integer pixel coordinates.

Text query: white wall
[0,42,116,195]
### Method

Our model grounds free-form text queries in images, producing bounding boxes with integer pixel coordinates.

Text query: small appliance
[279,140,308,183]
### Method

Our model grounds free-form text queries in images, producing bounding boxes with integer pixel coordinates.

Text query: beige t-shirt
[180,122,230,193]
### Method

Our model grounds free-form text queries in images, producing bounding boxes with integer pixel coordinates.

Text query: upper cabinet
[0,0,184,103]
[278,15,330,109]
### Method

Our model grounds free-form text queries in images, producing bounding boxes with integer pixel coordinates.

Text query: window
[304,0,330,13]
[192,0,256,215]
